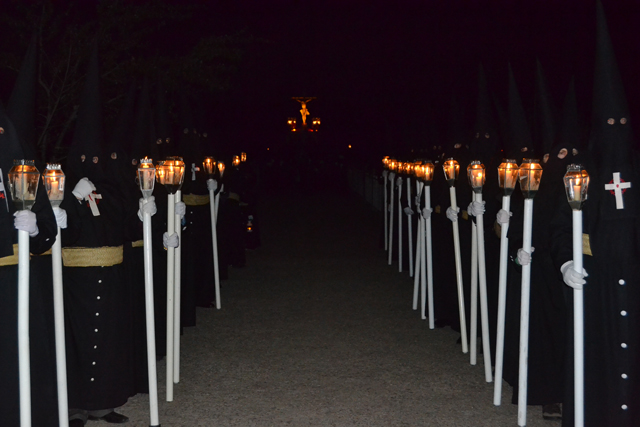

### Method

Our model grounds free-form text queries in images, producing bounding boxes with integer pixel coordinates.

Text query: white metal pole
[215,184,224,223]
[142,203,160,426]
[173,190,182,383]
[413,182,423,311]
[165,193,175,402]
[209,184,221,310]
[383,171,388,251]
[470,212,478,366]
[388,173,395,265]
[51,223,69,427]
[18,229,31,427]
[397,177,403,273]
[449,186,469,353]
[572,210,584,427]
[517,198,534,426]
[425,186,434,329]
[407,177,413,277]
[475,192,493,383]
[494,195,511,406]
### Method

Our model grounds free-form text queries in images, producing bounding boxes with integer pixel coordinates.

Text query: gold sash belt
[62,245,123,267]
[183,194,210,206]
[131,240,144,248]
[0,244,20,267]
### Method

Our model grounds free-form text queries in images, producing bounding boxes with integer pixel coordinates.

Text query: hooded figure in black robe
[0,108,58,427]
[503,63,573,413]
[59,47,134,424]
[551,3,640,425]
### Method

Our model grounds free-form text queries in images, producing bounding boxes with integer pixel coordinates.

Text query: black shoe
[70,420,85,427]
[88,411,129,424]
[542,403,562,420]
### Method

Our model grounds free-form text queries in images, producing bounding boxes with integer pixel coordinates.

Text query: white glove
[446,206,460,222]
[206,178,218,192]
[163,232,179,248]
[138,196,157,221]
[396,177,403,187]
[404,207,414,216]
[560,261,588,290]
[516,247,535,266]
[496,209,511,225]
[53,207,67,229]
[175,201,186,218]
[415,195,421,206]
[388,172,395,182]
[72,178,96,200]
[382,170,388,179]
[14,210,39,237]
[422,207,433,219]
[467,200,486,217]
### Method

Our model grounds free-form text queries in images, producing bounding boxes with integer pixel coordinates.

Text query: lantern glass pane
[8,160,40,211]
[156,157,185,194]
[138,158,156,199]
[423,161,435,184]
[563,164,590,210]
[518,159,543,198]
[442,158,460,185]
[497,159,519,196]
[203,157,216,175]
[43,164,65,207]
[467,160,486,192]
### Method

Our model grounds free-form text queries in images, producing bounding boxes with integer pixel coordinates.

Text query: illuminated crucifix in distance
[292,97,316,127]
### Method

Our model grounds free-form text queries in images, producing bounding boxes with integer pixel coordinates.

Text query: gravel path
[112,189,555,426]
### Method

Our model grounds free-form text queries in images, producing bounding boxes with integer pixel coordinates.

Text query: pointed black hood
[507,64,533,159]
[557,77,580,150]
[7,34,38,161]
[0,109,26,187]
[154,74,172,158]
[589,0,634,178]
[107,81,137,162]
[67,45,105,183]
[533,59,556,155]
[471,64,498,161]
[131,78,155,164]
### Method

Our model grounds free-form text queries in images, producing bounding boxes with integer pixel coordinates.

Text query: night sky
[2,0,640,161]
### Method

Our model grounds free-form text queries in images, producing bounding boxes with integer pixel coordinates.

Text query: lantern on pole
[156,157,184,402]
[442,158,468,354]
[516,158,543,426]
[215,161,225,220]
[382,157,390,252]
[8,159,40,427]
[412,161,423,308]
[136,158,160,426]
[467,161,493,382]
[203,156,222,311]
[396,162,404,273]
[494,158,519,405]
[387,158,397,266]
[405,162,415,277]
[563,164,589,427]
[43,164,70,427]
[233,155,241,167]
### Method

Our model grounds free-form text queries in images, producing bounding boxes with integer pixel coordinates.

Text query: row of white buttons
[619,278,628,412]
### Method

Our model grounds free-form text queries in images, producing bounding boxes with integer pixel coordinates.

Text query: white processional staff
[397,165,403,273]
[443,158,469,353]
[420,162,435,326]
[493,159,519,406]
[405,163,414,277]
[467,161,493,382]
[382,157,390,251]
[43,164,69,427]
[203,157,222,311]
[137,158,160,426]
[563,164,589,427]
[8,160,40,427]
[387,160,397,266]
[412,162,423,312]
[174,187,183,384]
[215,161,225,224]
[156,158,185,402]
[516,159,543,427]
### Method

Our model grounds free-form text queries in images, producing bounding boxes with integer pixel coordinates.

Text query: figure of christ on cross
[604,171,632,209]
[292,97,316,127]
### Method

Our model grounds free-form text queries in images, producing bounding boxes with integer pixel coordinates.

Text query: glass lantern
[241,152,247,162]
[233,155,241,167]
[497,159,519,196]
[8,160,40,211]
[423,160,435,186]
[518,159,543,199]
[156,157,185,195]
[563,164,589,211]
[389,159,397,173]
[137,157,156,200]
[217,161,226,177]
[203,156,216,176]
[43,164,65,208]
[467,160,486,194]
[382,156,390,169]
[413,161,423,180]
[443,158,460,187]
